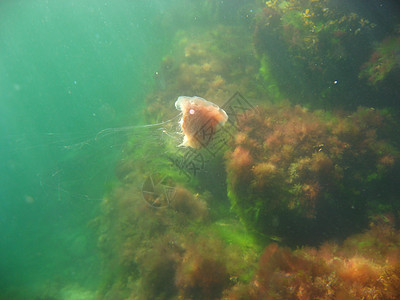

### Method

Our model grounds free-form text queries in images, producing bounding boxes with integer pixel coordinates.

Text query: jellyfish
[95,96,228,150]
[34,96,228,207]
[175,96,228,149]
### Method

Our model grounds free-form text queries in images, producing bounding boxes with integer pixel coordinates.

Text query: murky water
[1,0,399,299]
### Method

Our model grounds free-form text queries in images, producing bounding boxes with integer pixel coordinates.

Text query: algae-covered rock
[253,0,392,107]
[226,214,400,299]
[226,104,400,245]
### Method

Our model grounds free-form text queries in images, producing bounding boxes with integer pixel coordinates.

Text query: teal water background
[1,0,400,298]
[0,0,183,296]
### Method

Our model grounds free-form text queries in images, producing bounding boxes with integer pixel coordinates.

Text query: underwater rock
[226,104,400,245]
[253,0,393,107]
[227,215,400,299]
[95,7,400,299]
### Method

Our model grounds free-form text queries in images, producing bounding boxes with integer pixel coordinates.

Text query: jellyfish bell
[175,96,228,149]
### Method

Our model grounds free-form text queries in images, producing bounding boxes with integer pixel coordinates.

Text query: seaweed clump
[97,182,210,299]
[175,237,230,300]
[227,214,400,299]
[359,35,400,85]
[253,0,394,107]
[97,144,260,299]
[226,103,400,245]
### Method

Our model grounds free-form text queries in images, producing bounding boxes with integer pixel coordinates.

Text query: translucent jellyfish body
[175,96,228,149]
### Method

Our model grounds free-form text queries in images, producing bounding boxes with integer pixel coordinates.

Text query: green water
[1,0,400,299]
[0,0,174,297]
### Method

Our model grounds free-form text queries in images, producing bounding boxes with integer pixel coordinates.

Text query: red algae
[170,186,208,222]
[229,146,252,171]
[226,103,400,245]
[176,256,229,300]
[226,216,400,299]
